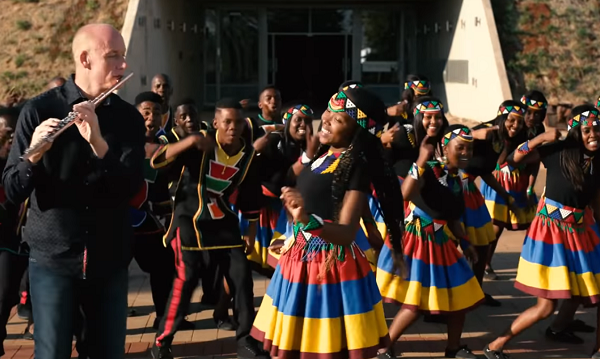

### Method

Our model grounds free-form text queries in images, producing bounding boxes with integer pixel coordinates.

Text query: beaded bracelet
[302,213,325,236]
[409,162,426,180]
[516,141,532,155]
[527,187,534,196]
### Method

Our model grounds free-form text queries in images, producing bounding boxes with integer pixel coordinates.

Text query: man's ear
[80,51,91,69]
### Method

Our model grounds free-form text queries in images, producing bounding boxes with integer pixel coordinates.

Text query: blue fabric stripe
[520,234,600,275]
[368,195,385,224]
[463,205,492,228]
[377,241,475,289]
[266,265,382,318]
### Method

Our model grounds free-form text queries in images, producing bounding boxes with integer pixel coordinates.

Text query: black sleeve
[348,160,370,193]
[538,142,564,168]
[236,153,263,220]
[465,139,497,177]
[2,102,45,205]
[391,125,416,151]
[85,106,146,202]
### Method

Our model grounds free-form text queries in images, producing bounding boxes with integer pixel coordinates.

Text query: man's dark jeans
[29,258,128,359]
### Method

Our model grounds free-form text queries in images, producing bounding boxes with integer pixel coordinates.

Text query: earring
[442,155,448,164]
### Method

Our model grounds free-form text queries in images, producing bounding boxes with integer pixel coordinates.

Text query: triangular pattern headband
[328,89,383,137]
[404,80,430,95]
[282,104,314,125]
[520,95,547,110]
[568,109,600,131]
[442,127,473,148]
[414,100,443,116]
[497,105,526,117]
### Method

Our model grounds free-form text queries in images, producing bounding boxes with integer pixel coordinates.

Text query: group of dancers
[2,69,600,359]
[141,72,600,359]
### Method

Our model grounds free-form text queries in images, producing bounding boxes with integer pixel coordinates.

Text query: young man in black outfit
[150,98,268,359]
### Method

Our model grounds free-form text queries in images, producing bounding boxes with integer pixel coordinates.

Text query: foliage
[0,0,128,103]
[492,0,600,104]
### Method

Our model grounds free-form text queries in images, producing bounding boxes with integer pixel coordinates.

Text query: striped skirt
[515,197,600,305]
[480,163,536,230]
[461,173,495,246]
[376,205,484,314]
[251,229,390,359]
[239,191,281,273]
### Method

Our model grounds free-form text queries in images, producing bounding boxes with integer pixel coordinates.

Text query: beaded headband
[404,80,430,96]
[282,104,314,125]
[413,100,443,116]
[520,95,547,110]
[497,105,526,117]
[442,127,473,148]
[567,109,600,131]
[328,88,384,137]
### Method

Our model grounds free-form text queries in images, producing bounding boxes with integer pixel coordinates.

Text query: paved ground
[4,121,593,359]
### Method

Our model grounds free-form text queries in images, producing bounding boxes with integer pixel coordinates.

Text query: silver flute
[21,73,134,161]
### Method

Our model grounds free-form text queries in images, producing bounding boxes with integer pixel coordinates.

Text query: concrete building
[119,0,511,122]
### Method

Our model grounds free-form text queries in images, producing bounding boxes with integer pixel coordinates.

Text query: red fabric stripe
[156,229,187,346]
[278,245,373,285]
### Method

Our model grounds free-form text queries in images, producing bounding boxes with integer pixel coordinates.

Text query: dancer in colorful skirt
[483,104,600,359]
[242,104,317,274]
[252,86,405,359]
[377,123,483,359]
[472,101,530,281]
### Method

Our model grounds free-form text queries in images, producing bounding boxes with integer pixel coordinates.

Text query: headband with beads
[497,104,526,117]
[282,104,314,125]
[413,100,443,116]
[441,127,473,148]
[567,109,600,131]
[328,87,384,137]
[520,95,547,110]
[404,80,430,96]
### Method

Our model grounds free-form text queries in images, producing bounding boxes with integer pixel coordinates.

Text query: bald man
[151,74,174,132]
[2,23,145,359]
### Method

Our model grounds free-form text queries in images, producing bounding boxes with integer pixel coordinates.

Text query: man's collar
[62,74,113,107]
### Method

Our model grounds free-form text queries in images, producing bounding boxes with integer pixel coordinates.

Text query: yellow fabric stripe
[484,200,535,226]
[376,270,484,312]
[150,144,174,169]
[516,257,600,296]
[253,295,388,353]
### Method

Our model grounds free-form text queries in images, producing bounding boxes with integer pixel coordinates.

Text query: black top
[0,159,26,253]
[389,124,419,178]
[152,129,262,250]
[1,75,146,279]
[257,133,301,197]
[412,161,465,221]
[296,151,370,221]
[526,123,546,140]
[466,120,526,177]
[538,141,600,209]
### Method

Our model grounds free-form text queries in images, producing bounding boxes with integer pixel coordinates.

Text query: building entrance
[271,34,349,111]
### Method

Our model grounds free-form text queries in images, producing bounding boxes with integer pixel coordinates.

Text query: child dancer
[252,86,404,359]
[377,119,483,358]
[483,104,600,359]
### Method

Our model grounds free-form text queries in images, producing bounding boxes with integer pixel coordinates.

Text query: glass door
[204,9,260,107]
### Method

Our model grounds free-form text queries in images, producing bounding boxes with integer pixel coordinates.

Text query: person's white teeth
[589,140,597,145]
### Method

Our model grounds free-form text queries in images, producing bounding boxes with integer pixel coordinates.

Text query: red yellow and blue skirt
[271,207,378,272]
[515,197,600,305]
[238,187,281,275]
[460,172,495,246]
[364,178,409,242]
[251,228,390,359]
[376,205,484,313]
[479,162,536,230]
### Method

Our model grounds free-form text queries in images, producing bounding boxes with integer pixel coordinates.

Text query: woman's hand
[268,239,285,254]
[305,123,320,158]
[418,135,435,165]
[542,128,562,143]
[280,186,309,224]
[463,245,478,263]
